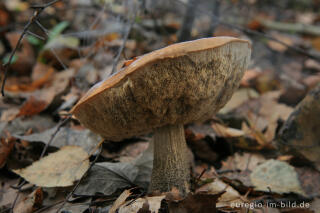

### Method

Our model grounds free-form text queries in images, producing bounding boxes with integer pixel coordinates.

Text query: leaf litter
[1,0,320,212]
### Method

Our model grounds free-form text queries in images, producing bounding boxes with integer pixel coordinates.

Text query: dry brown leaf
[197,178,244,208]
[0,3,10,30]
[167,192,223,213]
[13,188,43,213]
[267,32,294,52]
[16,96,48,117]
[0,108,20,122]
[302,74,320,89]
[222,152,266,172]
[277,84,320,171]
[109,189,132,213]
[219,88,259,114]
[247,19,264,31]
[5,67,54,92]
[5,69,74,119]
[239,91,293,143]
[211,123,245,138]
[240,68,262,87]
[254,70,282,93]
[13,146,89,187]
[304,59,320,71]
[312,37,320,51]
[0,136,15,168]
[118,195,165,213]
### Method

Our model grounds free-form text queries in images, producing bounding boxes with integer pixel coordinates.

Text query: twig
[40,117,71,158]
[0,0,62,97]
[54,147,102,213]
[259,18,320,36]
[110,20,135,75]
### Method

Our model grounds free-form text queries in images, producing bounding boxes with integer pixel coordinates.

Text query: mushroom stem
[149,124,190,196]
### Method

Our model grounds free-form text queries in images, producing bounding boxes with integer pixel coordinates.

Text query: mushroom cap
[71,37,251,141]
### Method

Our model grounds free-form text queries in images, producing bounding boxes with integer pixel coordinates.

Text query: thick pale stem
[149,124,190,196]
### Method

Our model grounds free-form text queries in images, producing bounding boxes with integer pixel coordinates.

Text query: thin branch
[30,0,62,9]
[0,0,62,97]
[54,147,102,213]
[40,117,71,158]
[110,20,135,75]
[26,30,46,40]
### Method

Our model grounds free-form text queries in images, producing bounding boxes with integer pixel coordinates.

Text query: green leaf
[48,21,69,42]
[27,35,42,46]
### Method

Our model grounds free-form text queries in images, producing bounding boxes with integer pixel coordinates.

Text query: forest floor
[0,0,320,212]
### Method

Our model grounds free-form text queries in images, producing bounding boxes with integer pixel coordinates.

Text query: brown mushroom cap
[71,37,251,141]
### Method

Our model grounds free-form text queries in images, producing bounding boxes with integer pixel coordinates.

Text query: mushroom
[71,37,251,195]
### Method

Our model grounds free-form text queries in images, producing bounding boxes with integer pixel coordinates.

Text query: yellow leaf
[13,146,89,187]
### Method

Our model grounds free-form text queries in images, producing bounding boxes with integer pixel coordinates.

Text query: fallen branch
[259,18,320,36]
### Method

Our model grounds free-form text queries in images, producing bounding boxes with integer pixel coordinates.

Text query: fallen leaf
[13,126,101,153]
[220,152,266,187]
[197,178,243,208]
[256,72,282,94]
[118,195,165,213]
[5,67,54,92]
[167,192,223,213]
[240,68,262,87]
[302,74,320,89]
[219,88,259,114]
[312,37,320,51]
[0,107,20,122]
[0,115,56,138]
[16,96,48,117]
[250,159,305,195]
[277,83,320,171]
[222,152,266,172]
[13,146,89,187]
[110,189,132,213]
[13,188,43,213]
[267,32,294,52]
[211,123,245,138]
[295,167,320,197]
[247,19,264,31]
[304,59,320,72]
[75,143,153,196]
[5,69,74,119]
[0,136,15,168]
[0,178,27,209]
[75,162,138,196]
[237,91,293,143]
